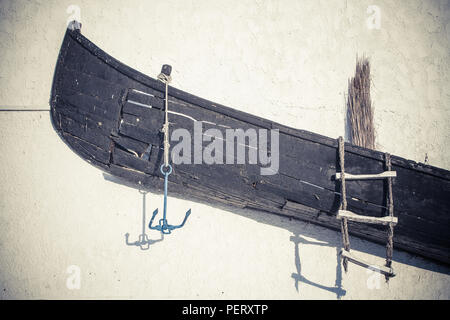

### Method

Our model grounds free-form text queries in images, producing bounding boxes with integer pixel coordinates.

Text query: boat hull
[50,27,450,264]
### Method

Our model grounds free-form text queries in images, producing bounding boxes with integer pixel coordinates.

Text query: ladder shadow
[290,233,346,298]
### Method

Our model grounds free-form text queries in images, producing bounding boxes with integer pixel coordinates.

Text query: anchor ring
[160,164,173,175]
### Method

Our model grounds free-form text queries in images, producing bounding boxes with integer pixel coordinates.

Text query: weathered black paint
[50,26,450,264]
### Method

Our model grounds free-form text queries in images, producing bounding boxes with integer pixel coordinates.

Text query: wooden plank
[121,104,164,129]
[58,113,111,149]
[337,210,398,226]
[122,101,152,118]
[279,132,387,205]
[340,250,395,277]
[257,173,442,245]
[118,121,162,146]
[112,147,156,174]
[63,132,110,164]
[68,32,166,98]
[111,134,149,157]
[335,171,397,180]
[58,91,121,122]
[127,90,164,109]
[56,100,117,133]
[169,95,267,133]
[64,40,165,100]
[61,66,123,103]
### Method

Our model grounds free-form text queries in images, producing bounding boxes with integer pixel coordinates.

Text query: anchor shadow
[125,190,165,250]
[124,229,164,250]
[104,174,165,250]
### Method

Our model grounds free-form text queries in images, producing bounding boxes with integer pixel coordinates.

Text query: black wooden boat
[50,23,450,265]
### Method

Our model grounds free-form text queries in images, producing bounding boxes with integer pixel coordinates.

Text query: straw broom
[347,56,375,149]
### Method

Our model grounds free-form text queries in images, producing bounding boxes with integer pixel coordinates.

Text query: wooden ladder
[336,136,397,278]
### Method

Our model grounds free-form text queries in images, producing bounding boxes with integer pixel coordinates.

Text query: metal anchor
[148,64,191,235]
[125,190,163,249]
[149,164,191,234]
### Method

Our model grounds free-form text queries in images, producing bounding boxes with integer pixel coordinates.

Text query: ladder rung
[340,250,395,277]
[335,171,396,180]
[337,210,398,226]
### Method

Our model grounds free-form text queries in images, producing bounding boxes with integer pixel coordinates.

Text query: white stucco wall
[0,0,449,299]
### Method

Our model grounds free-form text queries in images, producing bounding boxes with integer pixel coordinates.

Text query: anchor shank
[163,172,169,226]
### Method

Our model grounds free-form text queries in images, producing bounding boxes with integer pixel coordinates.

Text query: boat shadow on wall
[49,21,450,292]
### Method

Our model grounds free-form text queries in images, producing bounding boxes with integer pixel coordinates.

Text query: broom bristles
[347,56,375,149]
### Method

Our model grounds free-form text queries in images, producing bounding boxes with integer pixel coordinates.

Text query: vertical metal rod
[163,172,169,227]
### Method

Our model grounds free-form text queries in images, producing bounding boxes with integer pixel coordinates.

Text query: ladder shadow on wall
[290,234,346,298]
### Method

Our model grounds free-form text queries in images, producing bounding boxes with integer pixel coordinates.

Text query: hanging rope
[338,136,350,272]
[385,153,394,276]
[158,72,172,167]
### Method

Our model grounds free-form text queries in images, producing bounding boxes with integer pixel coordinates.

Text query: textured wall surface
[0,0,449,299]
